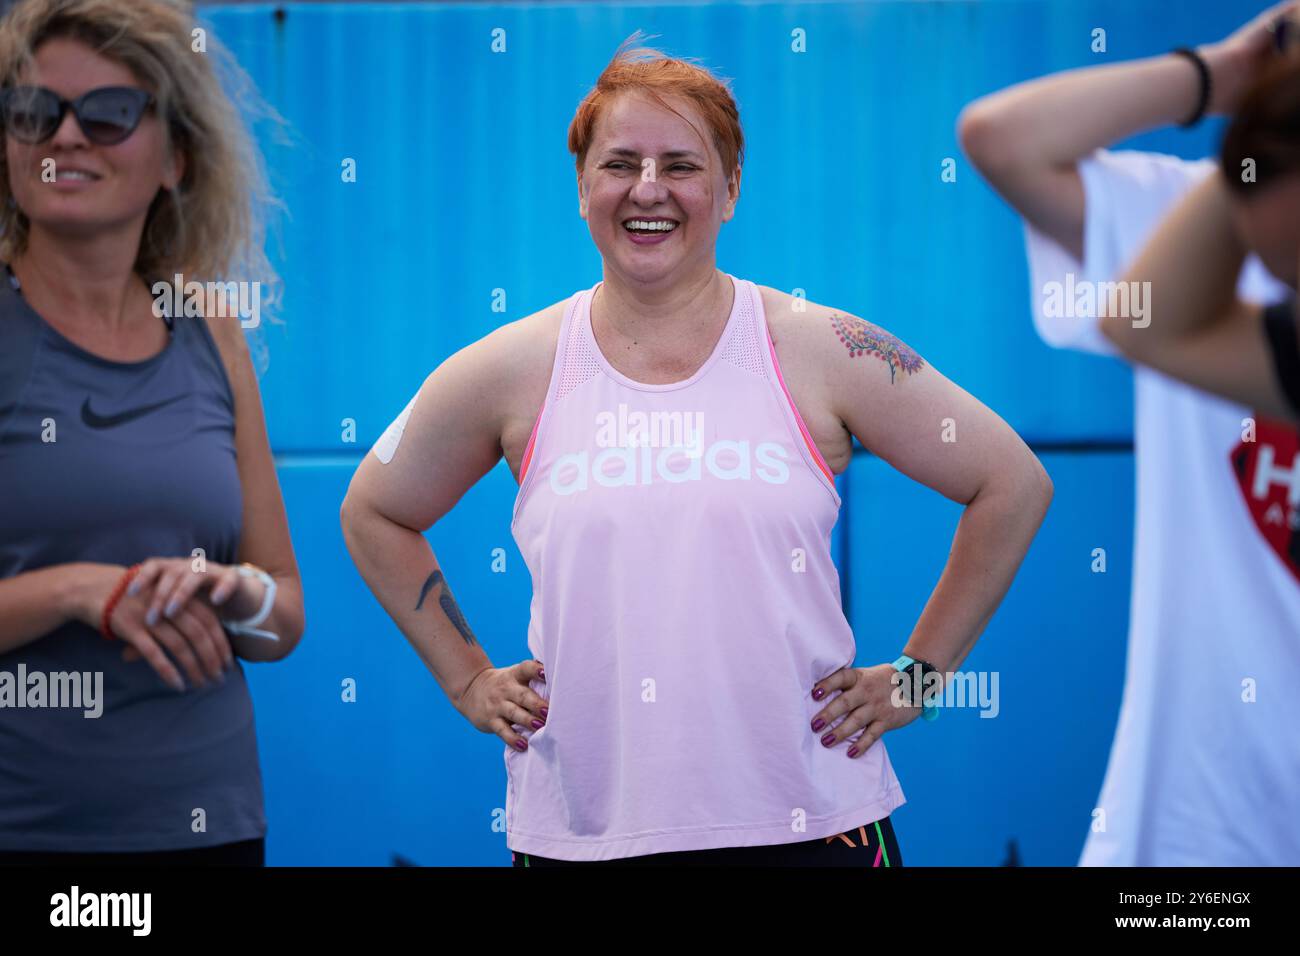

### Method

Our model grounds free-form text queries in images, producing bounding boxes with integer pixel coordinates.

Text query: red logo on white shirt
[1231,416,1300,586]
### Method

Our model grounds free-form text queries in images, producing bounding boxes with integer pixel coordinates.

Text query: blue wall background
[197,0,1264,865]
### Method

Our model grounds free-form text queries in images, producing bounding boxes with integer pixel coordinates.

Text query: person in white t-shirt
[959,2,1300,865]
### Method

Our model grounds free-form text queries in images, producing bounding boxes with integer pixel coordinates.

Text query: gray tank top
[0,267,265,852]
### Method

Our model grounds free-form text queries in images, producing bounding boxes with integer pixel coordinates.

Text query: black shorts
[0,837,265,866]
[512,816,902,867]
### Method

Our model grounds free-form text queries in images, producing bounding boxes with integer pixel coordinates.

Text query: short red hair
[568,30,744,179]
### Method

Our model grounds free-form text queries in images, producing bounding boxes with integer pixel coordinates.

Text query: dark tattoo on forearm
[415,570,478,647]
[828,313,924,384]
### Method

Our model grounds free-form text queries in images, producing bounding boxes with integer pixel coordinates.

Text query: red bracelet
[100,564,141,641]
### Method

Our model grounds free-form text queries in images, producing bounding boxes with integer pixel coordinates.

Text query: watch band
[893,654,940,721]
[222,563,279,642]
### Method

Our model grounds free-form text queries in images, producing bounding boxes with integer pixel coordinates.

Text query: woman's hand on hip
[810,664,921,757]
[456,660,548,752]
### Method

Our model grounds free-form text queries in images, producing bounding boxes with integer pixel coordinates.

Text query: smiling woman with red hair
[343,31,1051,867]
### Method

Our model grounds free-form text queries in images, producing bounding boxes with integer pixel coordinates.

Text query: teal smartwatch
[892,654,940,722]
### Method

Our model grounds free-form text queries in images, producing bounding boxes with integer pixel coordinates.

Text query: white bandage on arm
[372,392,419,465]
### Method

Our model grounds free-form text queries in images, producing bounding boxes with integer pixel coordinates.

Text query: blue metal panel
[845,450,1134,865]
[195,0,1265,453]
[246,458,531,865]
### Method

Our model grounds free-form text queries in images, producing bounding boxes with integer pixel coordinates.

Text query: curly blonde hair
[0,0,284,323]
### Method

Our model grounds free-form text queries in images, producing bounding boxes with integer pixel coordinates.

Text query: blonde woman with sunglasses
[0,0,302,864]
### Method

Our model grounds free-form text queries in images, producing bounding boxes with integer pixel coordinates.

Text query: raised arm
[1100,170,1295,419]
[340,321,550,750]
[957,3,1287,260]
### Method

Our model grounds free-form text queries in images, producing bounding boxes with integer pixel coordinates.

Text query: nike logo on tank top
[507,273,905,860]
[80,394,189,429]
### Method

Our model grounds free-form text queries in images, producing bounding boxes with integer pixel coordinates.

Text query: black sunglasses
[0,85,154,146]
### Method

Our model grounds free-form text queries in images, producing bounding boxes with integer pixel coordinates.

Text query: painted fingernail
[145,608,159,627]
[812,687,825,700]
[847,746,859,758]
[513,739,528,751]
[540,706,548,717]
[812,718,826,732]
[821,732,836,746]
[126,581,140,597]
[165,600,179,618]
[539,669,546,680]
[531,719,544,729]
[172,678,186,692]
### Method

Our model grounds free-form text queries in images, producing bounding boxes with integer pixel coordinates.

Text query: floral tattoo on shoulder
[828,313,924,384]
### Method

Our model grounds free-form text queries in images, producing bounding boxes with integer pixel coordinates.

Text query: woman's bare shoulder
[753,283,845,365]
[755,283,914,371]
[473,298,569,476]
[479,297,566,410]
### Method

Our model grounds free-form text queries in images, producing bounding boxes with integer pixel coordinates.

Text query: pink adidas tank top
[507,272,905,860]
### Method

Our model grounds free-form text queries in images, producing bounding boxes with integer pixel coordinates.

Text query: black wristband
[1171,47,1211,128]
